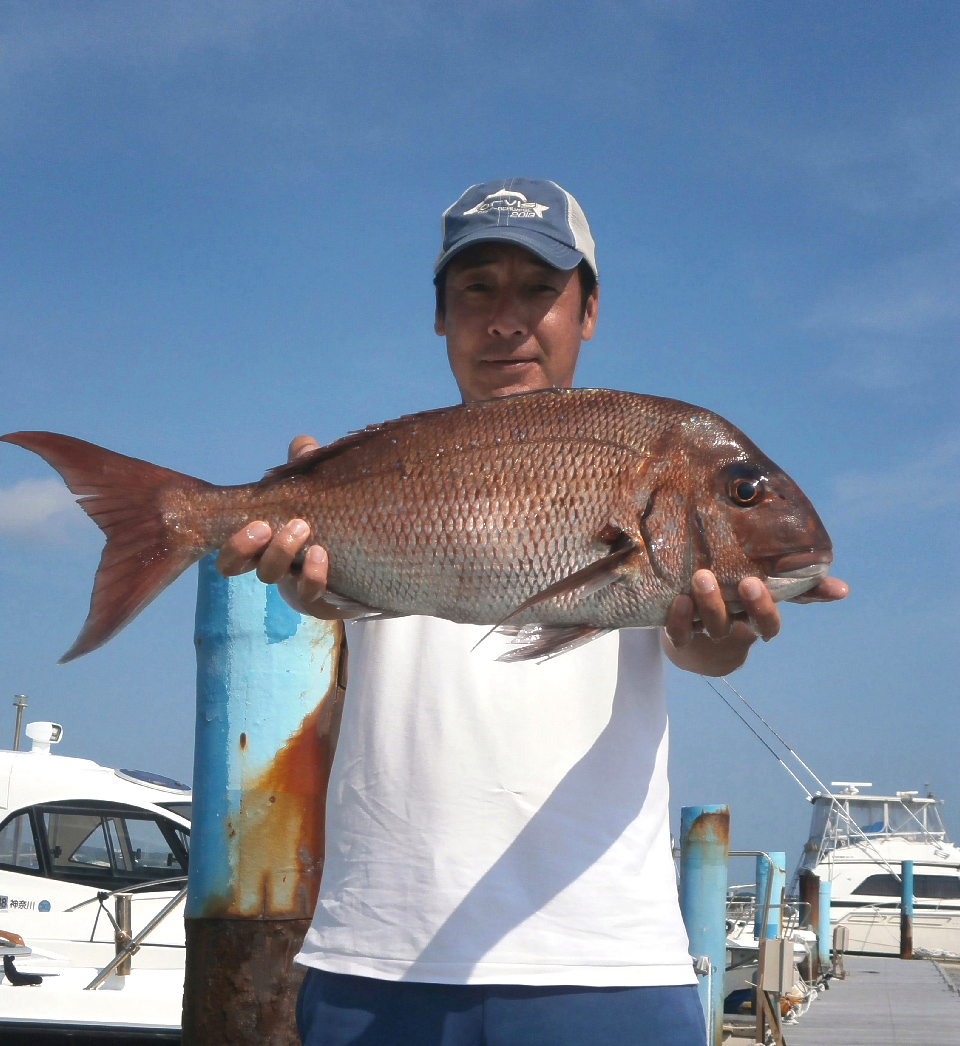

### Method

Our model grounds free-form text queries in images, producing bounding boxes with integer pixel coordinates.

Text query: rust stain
[239,732,247,749]
[225,622,346,919]
[688,809,730,851]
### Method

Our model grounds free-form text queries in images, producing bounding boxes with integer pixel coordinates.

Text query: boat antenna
[12,695,27,752]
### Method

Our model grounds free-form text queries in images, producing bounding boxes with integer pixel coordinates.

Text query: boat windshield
[807,793,949,855]
[849,801,887,835]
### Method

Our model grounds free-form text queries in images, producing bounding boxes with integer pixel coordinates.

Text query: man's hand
[214,435,341,617]
[661,569,849,677]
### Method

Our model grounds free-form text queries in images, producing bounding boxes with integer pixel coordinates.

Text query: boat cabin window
[848,801,886,835]
[852,873,960,899]
[0,801,189,891]
[159,802,192,823]
[0,813,40,871]
[886,803,936,839]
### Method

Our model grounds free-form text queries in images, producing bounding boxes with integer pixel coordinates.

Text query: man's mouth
[481,357,540,369]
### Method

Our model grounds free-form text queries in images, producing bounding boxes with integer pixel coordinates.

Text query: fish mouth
[761,549,833,603]
[767,550,834,578]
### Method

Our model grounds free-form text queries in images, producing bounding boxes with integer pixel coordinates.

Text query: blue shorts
[296,968,705,1046]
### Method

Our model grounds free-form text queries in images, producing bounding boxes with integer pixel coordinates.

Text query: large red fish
[3,388,833,663]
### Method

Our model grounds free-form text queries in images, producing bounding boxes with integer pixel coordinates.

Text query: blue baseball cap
[435,178,598,278]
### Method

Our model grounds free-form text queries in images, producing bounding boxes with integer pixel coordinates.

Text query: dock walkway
[787,955,960,1045]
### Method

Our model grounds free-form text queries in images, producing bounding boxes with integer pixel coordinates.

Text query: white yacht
[0,720,188,1039]
[797,782,960,957]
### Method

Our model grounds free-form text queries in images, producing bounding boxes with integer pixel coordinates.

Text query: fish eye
[726,469,767,506]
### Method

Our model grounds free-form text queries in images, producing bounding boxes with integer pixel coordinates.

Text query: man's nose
[487,292,528,338]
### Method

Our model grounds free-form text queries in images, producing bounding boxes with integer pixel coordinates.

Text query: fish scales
[1,387,834,662]
[203,390,671,627]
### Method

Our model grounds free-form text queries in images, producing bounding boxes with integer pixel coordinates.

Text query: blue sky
[1,1,958,862]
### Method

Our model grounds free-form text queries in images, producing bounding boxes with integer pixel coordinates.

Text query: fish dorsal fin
[260,389,577,482]
[261,401,477,481]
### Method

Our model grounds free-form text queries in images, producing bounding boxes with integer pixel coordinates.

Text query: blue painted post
[753,851,785,940]
[183,557,342,1045]
[818,879,832,971]
[679,805,730,1046]
[900,860,914,959]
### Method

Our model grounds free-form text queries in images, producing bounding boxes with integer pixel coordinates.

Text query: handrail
[64,876,188,913]
[729,850,779,943]
[84,885,188,990]
[728,850,785,1046]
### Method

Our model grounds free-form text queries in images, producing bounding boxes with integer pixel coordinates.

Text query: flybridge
[804,784,949,856]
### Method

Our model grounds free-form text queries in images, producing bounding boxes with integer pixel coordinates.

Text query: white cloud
[808,250,960,337]
[0,478,84,539]
[832,434,960,521]
[804,249,960,391]
[796,95,960,215]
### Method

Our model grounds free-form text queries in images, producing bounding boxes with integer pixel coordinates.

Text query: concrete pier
[789,956,960,1045]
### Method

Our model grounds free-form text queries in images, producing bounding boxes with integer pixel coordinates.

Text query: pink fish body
[2,388,833,662]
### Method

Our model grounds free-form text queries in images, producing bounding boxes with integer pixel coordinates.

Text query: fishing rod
[703,674,901,879]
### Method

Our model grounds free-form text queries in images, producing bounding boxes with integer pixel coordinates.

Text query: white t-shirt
[296,616,695,987]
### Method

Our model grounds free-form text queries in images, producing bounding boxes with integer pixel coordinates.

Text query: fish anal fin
[496,624,613,663]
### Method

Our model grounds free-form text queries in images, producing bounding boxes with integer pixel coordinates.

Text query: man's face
[435,242,598,403]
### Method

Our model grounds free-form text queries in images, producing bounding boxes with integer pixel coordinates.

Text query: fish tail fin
[1,431,213,662]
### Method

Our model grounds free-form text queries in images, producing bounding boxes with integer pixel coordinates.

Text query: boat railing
[811,794,952,861]
[83,881,188,991]
[726,896,808,937]
[63,875,189,914]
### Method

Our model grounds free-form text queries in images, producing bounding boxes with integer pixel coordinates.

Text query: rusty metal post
[798,869,820,979]
[183,557,342,1046]
[679,805,730,1046]
[900,860,914,959]
[817,879,832,972]
[115,895,133,976]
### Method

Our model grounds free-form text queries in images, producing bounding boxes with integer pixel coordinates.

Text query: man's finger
[691,570,732,640]
[288,434,321,462]
[664,593,695,649]
[298,544,331,605]
[256,519,311,584]
[790,576,850,604]
[216,521,273,577]
[739,577,780,642]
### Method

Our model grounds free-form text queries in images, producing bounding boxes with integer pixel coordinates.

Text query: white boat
[0,720,188,1039]
[797,782,960,957]
[723,891,814,1012]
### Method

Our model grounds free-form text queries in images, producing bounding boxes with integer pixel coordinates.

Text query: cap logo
[463,189,549,219]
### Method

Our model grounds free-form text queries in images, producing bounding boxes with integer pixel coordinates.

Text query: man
[217,178,847,1045]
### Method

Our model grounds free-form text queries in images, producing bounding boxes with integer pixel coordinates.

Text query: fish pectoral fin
[495,624,613,663]
[506,535,638,614]
[316,589,403,621]
[471,536,638,655]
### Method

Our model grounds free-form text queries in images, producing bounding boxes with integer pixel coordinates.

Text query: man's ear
[434,308,445,336]
[581,284,599,342]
